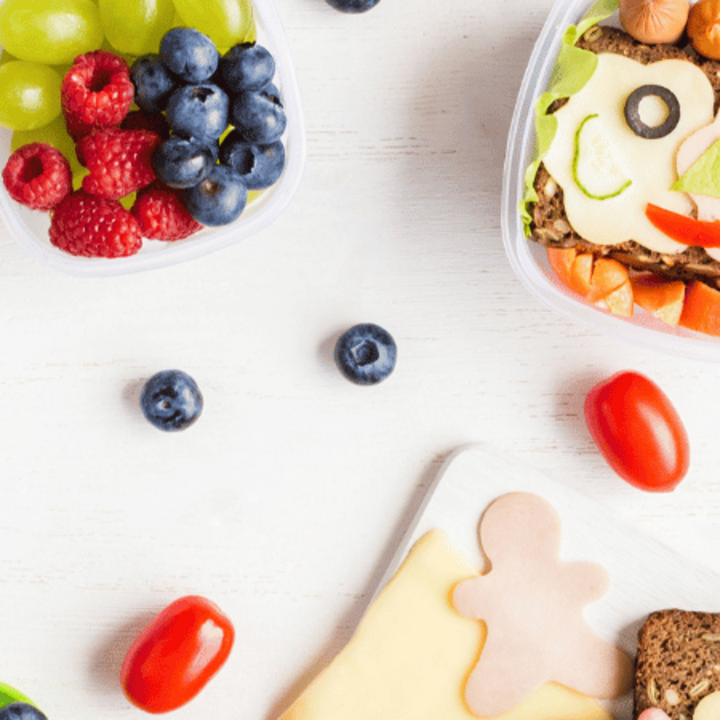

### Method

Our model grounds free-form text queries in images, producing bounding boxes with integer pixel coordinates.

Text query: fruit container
[501,0,720,362]
[0,0,306,276]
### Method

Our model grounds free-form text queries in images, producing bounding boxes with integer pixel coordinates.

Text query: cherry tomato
[584,371,690,492]
[121,595,235,713]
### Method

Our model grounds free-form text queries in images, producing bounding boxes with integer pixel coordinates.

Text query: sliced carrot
[679,280,720,336]
[593,280,634,317]
[547,247,578,288]
[587,258,629,303]
[630,274,686,326]
[546,246,593,296]
[571,252,594,296]
[546,248,635,316]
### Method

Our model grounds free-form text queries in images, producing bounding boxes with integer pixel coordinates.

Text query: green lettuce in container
[520,0,620,236]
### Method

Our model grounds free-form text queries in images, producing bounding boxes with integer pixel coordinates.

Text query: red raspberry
[77,128,162,200]
[2,143,72,211]
[61,50,134,140]
[131,181,203,241]
[120,110,171,140]
[49,190,143,258]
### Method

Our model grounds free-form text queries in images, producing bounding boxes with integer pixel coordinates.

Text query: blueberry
[334,324,397,385]
[165,84,229,142]
[230,87,287,144]
[141,370,203,432]
[130,54,178,113]
[325,0,381,11]
[159,27,219,84]
[0,703,48,720]
[219,43,275,95]
[219,131,285,189]
[263,83,282,104]
[152,136,217,189]
[184,165,248,226]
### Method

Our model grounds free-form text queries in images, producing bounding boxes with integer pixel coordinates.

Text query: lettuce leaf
[520,0,620,236]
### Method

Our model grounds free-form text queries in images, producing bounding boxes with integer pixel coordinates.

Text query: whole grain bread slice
[634,609,720,720]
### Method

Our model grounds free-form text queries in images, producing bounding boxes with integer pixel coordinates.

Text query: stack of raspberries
[1,50,202,259]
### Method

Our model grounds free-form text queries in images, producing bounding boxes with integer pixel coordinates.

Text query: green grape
[0,49,17,67]
[119,191,136,210]
[100,36,137,68]
[0,0,104,65]
[172,0,256,48]
[73,167,90,191]
[11,115,81,173]
[0,61,62,131]
[100,0,175,56]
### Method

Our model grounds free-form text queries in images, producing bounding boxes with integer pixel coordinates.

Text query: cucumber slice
[573,113,632,200]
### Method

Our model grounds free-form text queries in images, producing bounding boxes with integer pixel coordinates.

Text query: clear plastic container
[0,0,306,276]
[501,0,720,362]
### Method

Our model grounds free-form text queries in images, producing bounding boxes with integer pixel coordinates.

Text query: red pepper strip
[646,203,720,248]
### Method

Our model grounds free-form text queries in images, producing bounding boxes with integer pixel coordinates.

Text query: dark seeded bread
[634,609,720,719]
[529,26,720,288]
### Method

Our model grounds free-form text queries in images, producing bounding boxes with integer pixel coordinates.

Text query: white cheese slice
[543,53,715,254]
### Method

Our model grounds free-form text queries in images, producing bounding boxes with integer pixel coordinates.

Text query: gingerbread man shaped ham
[452,492,632,718]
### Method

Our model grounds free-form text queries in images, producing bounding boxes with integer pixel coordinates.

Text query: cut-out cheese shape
[543,53,715,254]
[278,529,615,720]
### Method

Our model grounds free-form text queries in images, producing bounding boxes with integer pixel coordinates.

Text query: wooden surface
[0,1,719,719]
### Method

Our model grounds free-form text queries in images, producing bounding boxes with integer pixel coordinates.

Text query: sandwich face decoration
[541,53,715,255]
[521,0,720,320]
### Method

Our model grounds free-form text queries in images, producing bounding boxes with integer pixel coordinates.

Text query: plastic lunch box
[0,0,306,277]
[501,0,720,362]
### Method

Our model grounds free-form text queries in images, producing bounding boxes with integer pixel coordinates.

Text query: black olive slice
[624,85,680,140]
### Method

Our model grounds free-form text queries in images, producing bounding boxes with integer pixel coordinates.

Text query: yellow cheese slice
[543,53,715,254]
[278,530,615,720]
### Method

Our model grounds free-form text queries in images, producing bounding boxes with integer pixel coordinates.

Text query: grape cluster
[0,0,292,254]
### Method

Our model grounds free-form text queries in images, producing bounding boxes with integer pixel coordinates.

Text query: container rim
[500,0,720,362]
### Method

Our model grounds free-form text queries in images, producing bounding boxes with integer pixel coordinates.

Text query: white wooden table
[0,1,718,719]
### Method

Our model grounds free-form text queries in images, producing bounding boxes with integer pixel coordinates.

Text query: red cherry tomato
[584,371,690,492]
[121,595,234,713]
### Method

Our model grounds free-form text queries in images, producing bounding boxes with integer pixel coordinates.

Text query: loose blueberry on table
[325,0,381,12]
[334,323,397,385]
[140,370,203,431]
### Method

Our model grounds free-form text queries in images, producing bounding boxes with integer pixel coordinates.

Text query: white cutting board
[372,444,720,720]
